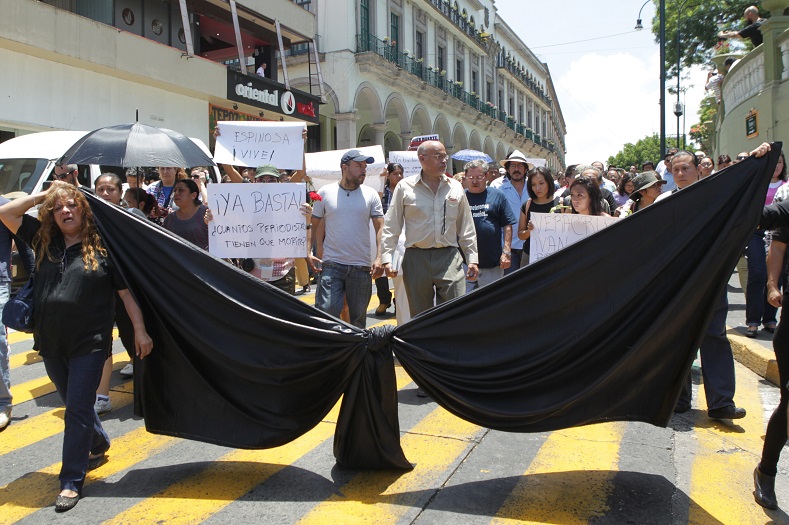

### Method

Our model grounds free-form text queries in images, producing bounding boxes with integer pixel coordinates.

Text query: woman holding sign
[517,167,558,268]
[567,176,609,217]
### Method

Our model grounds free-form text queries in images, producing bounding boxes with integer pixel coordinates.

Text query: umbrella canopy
[450,149,493,163]
[60,122,216,168]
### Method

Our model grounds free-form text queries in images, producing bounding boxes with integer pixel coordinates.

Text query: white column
[334,111,359,149]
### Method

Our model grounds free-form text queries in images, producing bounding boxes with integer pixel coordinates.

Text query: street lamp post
[635,0,667,158]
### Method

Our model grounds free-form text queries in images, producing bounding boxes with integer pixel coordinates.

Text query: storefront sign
[226,70,321,124]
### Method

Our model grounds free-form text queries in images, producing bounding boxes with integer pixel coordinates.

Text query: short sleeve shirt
[465,188,517,268]
[772,226,789,285]
[16,215,126,358]
[739,19,764,47]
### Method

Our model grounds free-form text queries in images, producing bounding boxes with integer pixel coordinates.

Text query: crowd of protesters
[1,134,786,512]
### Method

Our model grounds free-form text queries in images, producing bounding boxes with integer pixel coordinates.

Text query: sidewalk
[726,267,781,386]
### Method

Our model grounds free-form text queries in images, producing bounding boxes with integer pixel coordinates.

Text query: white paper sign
[304,145,386,193]
[207,183,307,258]
[529,212,620,263]
[213,121,305,169]
[388,151,421,176]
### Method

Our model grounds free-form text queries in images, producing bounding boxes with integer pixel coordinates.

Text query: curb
[727,327,780,386]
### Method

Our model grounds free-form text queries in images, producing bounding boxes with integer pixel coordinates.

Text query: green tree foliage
[650,0,753,80]
[607,134,663,169]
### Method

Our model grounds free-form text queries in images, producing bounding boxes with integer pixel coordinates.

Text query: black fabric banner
[86,145,780,470]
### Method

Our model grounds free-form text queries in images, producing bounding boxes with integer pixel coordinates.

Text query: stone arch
[433,114,451,148]
[384,92,411,134]
[496,142,507,163]
[483,136,496,160]
[384,131,402,156]
[357,124,376,147]
[411,105,432,137]
[353,82,384,124]
[451,123,468,152]
[469,130,482,151]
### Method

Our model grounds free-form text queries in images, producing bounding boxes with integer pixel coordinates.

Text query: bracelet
[305,224,312,230]
[32,195,37,206]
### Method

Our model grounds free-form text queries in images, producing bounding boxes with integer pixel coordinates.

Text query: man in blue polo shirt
[464,160,517,291]
[490,150,533,273]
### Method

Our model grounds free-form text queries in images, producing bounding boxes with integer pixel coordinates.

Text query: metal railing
[424,0,487,48]
[496,56,550,105]
[355,32,555,152]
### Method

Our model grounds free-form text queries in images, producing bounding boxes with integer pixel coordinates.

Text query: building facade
[0,0,321,147]
[285,0,566,171]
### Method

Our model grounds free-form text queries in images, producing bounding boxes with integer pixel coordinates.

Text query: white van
[0,131,220,195]
[0,130,220,289]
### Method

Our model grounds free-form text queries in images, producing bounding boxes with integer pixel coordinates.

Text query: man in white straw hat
[491,150,534,272]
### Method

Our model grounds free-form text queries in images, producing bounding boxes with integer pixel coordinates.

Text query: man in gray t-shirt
[309,150,384,328]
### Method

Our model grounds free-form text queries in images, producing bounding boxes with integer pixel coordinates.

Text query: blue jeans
[745,231,778,327]
[44,351,111,493]
[0,283,11,414]
[315,261,372,329]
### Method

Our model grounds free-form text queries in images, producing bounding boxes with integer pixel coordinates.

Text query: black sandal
[746,327,758,338]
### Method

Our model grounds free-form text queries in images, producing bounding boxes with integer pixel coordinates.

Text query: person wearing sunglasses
[53,163,80,187]
[189,167,209,204]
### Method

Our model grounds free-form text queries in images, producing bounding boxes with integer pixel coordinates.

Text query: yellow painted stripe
[491,422,626,524]
[0,386,133,457]
[8,331,32,344]
[687,365,768,523]
[8,350,42,369]
[0,427,177,525]
[296,408,482,525]
[102,368,414,525]
[11,359,130,405]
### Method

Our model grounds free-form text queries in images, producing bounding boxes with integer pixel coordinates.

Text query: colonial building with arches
[286,0,567,172]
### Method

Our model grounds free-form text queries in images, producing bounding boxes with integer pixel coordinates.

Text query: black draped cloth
[86,146,780,470]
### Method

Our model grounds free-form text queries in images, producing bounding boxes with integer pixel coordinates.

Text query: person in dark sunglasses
[53,163,80,187]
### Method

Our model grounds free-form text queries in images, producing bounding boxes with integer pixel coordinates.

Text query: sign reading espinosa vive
[213,121,305,169]
[226,70,320,124]
[529,212,620,263]
[207,183,308,258]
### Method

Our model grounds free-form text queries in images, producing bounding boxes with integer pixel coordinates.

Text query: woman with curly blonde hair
[0,181,153,512]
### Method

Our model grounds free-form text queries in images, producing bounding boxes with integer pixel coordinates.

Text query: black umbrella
[60,122,215,168]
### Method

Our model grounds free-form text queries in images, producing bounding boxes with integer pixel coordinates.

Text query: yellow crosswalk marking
[8,350,41,369]
[0,427,177,524]
[296,408,483,525]
[102,368,414,525]
[10,359,130,405]
[8,331,32,345]
[687,365,768,524]
[0,386,133,457]
[491,422,626,524]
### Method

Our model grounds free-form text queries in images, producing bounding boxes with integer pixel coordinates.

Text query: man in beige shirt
[381,140,478,317]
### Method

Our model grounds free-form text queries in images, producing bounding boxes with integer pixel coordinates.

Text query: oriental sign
[226,70,321,124]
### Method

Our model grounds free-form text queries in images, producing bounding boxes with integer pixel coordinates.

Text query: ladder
[307,37,326,102]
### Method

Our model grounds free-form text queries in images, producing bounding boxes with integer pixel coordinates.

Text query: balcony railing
[424,0,487,48]
[356,32,551,151]
[496,57,550,105]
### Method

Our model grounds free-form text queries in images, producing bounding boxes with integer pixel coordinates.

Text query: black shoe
[55,493,80,512]
[674,404,691,414]
[87,453,106,471]
[416,387,429,398]
[754,467,778,510]
[708,405,746,420]
[746,327,758,338]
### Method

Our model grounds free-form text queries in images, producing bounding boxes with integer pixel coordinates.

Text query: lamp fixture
[232,103,238,110]
[634,18,643,30]
[259,111,264,117]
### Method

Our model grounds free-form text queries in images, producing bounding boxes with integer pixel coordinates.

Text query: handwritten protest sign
[213,121,305,169]
[207,183,307,258]
[305,145,386,192]
[388,151,421,176]
[529,212,620,263]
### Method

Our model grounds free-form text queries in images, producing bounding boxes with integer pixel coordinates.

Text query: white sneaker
[94,396,111,415]
[0,410,9,430]
[119,363,134,378]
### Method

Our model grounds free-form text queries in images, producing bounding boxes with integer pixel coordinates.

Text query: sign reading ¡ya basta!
[529,212,620,263]
[213,121,305,169]
[207,183,308,259]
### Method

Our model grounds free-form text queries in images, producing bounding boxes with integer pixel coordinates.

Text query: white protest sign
[305,145,386,193]
[528,158,547,168]
[529,212,620,263]
[213,121,305,169]
[207,183,307,258]
[388,151,421,176]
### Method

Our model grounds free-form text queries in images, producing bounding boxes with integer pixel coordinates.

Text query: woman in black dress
[516,167,557,267]
[0,182,153,512]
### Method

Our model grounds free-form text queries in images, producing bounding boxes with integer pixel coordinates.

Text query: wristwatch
[502,250,511,256]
